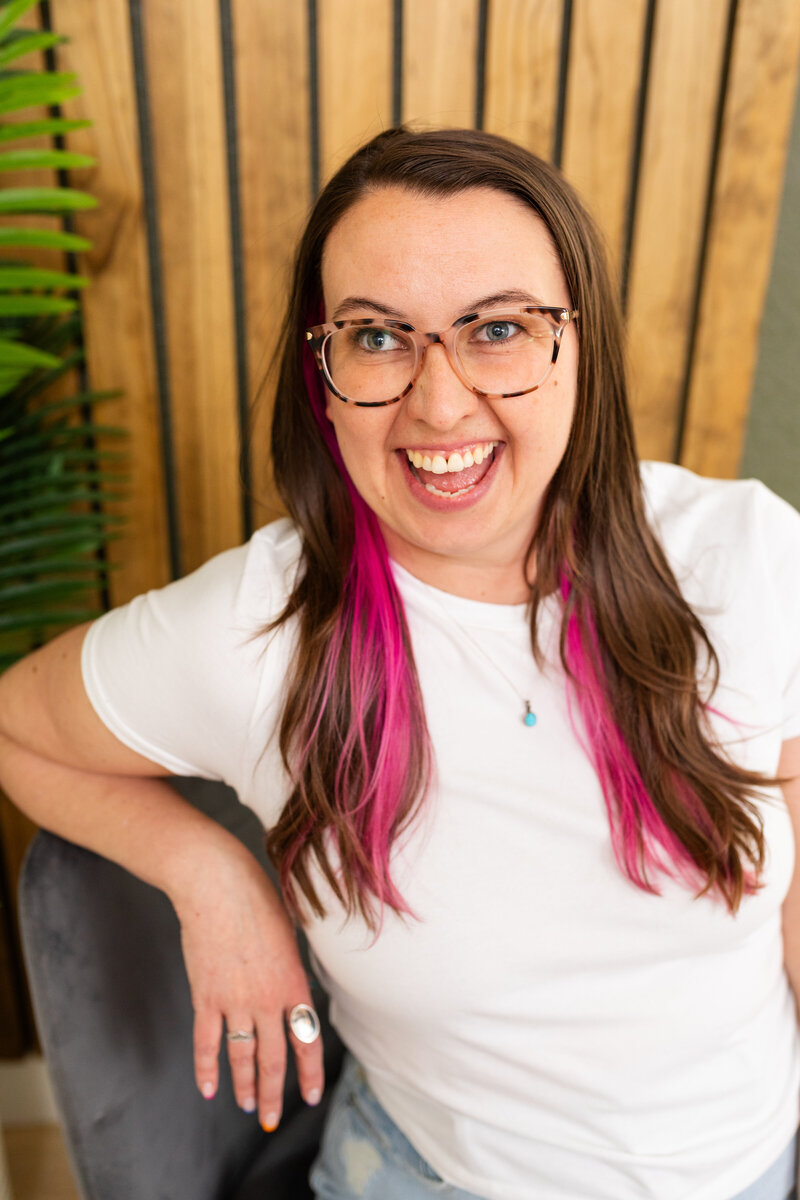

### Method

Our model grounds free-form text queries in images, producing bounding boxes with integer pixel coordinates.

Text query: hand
[171,842,324,1130]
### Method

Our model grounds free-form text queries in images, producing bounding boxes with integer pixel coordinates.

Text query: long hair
[265,126,769,929]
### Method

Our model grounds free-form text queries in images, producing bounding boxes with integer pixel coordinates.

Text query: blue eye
[353,327,404,352]
[475,320,523,344]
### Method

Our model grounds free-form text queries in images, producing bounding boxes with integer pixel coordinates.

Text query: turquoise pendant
[524,702,537,727]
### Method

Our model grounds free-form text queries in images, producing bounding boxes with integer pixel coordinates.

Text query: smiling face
[320,185,578,603]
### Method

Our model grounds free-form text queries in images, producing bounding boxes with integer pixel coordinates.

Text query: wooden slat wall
[403,0,480,129]
[140,0,243,573]
[483,0,562,160]
[49,0,169,599]
[318,0,393,183]
[625,0,731,462]
[561,0,650,279]
[2,0,799,1055]
[681,0,800,476]
[232,0,311,522]
[47,0,800,599]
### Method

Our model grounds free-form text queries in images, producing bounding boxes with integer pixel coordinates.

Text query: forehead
[320,185,568,318]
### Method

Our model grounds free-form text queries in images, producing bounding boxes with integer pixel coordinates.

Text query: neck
[381,530,533,605]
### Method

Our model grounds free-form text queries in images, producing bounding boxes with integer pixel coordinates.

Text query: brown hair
[265,126,770,927]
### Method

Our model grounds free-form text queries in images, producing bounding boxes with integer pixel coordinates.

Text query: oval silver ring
[288,1003,321,1044]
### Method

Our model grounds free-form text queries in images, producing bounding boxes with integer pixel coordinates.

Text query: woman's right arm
[0,621,325,1129]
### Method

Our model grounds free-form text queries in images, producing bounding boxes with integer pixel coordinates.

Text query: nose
[404,341,479,430]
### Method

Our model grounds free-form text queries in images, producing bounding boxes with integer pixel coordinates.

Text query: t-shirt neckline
[389,558,560,632]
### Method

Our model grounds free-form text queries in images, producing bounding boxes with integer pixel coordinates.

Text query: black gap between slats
[620,0,658,311]
[307,0,321,199]
[552,0,573,168]
[393,0,403,125]
[128,0,182,579]
[474,0,489,130]
[218,0,252,542]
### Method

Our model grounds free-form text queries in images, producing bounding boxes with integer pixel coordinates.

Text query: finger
[286,996,325,1108]
[225,1017,258,1113]
[194,1008,222,1100]
[256,1020,288,1132]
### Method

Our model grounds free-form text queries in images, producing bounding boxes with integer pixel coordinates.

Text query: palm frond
[0,1,130,668]
[0,117,91,143]
[0,30,64,68]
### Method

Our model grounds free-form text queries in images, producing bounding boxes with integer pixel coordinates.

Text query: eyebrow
[330,289,546,323]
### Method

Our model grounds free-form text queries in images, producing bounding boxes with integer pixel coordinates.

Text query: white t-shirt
[81,462,800,1200]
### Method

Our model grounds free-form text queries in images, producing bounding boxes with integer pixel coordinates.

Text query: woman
[0,127,798,1200]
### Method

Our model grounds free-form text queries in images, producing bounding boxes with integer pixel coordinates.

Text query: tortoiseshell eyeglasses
[305,306,578,407]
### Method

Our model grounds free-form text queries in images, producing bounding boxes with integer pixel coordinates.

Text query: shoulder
[146,516,303,630]
[233,516,303,620]
[640,460,800,562]
[78,519,304,783]
[84,517,304,701]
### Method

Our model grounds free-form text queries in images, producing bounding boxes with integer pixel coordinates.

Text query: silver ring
[226,1029,255,1043]
[288,1003,320,1044]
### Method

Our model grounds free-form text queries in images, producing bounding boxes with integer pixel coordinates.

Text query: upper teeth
[405,441,497,474]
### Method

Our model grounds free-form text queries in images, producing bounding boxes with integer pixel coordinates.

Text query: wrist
[163,820,252,908]
[165,822,278,920]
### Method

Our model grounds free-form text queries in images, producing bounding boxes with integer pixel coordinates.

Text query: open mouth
[402,441,500,498]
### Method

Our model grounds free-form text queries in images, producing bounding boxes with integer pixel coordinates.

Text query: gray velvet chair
[17,778,344,1200]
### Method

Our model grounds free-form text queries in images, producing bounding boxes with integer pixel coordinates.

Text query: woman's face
[320,185,578,602]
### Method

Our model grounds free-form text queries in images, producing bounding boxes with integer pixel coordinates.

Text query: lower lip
[396,445,504,512]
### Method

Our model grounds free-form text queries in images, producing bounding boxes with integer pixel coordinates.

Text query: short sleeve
[641,464,800,746]
[80,521,298,789]
[761,485,800,741]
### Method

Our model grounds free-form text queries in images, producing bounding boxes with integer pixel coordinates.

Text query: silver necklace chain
[422,586,538,728]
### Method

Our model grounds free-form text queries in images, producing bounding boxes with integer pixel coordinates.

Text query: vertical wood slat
[402,0,480,129]
[625,0,730,462]
[318,0,393,184]
[50,0,170,603]
[483,0,563,159]
[680,0,800,478]
[142,0,242,572]
[560,0,649,277]
[231,0,311,525]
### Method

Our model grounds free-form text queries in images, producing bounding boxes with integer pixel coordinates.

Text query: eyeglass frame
[305,305,579,408]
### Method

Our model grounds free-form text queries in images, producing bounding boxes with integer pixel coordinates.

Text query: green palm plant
[0,0,127,671]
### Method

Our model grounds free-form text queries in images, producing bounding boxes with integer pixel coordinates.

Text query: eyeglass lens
[323,312,559,404]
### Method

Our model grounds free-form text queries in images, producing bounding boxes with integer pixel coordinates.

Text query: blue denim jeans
[309,1054,798,1200]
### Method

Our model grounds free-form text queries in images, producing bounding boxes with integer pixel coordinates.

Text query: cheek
[324,409,387,492]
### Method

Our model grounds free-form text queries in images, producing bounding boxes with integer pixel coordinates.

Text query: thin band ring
[226,1029,256,1043]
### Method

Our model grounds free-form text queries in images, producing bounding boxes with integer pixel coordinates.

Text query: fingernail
[262,1112,279,1132]
[242,1098,257,1113]
[201,1083,216,1100]
[305,1088,322,1106]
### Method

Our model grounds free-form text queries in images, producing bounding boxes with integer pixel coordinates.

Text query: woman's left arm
[781,736,800,1015]
[778,735,800,1190]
